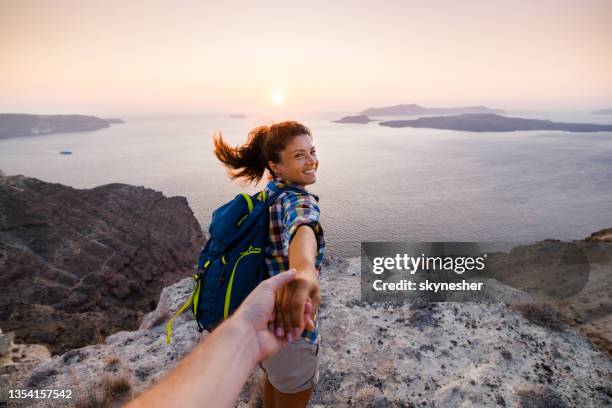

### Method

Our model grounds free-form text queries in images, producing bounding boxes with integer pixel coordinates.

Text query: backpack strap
[165,274,201,344]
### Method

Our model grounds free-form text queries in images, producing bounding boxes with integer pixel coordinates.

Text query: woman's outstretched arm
[276,225,321,339]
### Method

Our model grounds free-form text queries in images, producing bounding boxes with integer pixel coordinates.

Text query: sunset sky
[1,0,611,116]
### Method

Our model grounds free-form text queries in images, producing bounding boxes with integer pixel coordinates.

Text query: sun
[271,90,285,105]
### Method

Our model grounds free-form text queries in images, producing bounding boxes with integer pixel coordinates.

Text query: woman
[213,120,325,408]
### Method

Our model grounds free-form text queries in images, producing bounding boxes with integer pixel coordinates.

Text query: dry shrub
[102,376,132,400]
[93,328,106,344]
[105,356,121,372]
[581,328,612,357]
[106,356,120,366]
[74,376,132,408]
[510,302,564,331]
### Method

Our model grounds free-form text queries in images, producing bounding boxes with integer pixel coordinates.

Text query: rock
[17,257,611,407]
[0,328,14,362]
[516,385,570,408]
[18,277,201,406]
[584,228,612,242]
[0,327,51,390]
[0,174,203,354]
[482,235,612,356]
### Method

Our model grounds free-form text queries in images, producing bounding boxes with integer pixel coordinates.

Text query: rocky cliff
[0,174,203,355]
[15,254,611,407]
[1,175,610,406]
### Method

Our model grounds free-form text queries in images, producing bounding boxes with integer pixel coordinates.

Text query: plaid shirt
[264,178,325,344]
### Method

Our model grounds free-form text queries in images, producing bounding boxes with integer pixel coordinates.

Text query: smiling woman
[211,121,324,407]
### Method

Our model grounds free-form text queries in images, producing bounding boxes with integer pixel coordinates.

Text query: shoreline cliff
[1,175,610,407]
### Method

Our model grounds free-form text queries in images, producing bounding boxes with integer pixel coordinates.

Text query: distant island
[332,115,375,124]
[0,114,125,139]
[229,114,245,119]
[103,118,126,124]
[592,109,612,115]
[379,113,612,132]
[360,104,505,116]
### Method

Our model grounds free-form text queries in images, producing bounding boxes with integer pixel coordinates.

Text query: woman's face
[269,134,319,186]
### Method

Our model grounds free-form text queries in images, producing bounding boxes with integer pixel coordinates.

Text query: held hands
[232,270,296,363]
[232,269,315,364]
[274,269,321,342]
[230,268,320,365]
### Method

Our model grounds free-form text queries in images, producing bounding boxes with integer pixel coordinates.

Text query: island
[103,118,126,124]
[332,114,375,124]
[229,114,246,119]
[379,113,612,132]
[360,103,505,116]
[592,108,612,115]
[0,114,125,139]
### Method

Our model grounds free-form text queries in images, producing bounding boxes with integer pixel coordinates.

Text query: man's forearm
[127,318,257,408]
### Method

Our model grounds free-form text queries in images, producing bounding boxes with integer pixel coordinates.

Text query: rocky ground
[0,174,203,354]
[9,255,611,407]
[1,328,51,398]
[482,231,612,357]
[551,235,612,357]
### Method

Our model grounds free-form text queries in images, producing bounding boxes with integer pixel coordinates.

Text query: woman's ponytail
[212,125,268,184]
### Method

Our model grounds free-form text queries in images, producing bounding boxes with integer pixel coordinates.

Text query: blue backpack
[166,186,298,343]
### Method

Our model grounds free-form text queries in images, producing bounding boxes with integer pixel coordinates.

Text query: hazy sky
[1,0,611,115]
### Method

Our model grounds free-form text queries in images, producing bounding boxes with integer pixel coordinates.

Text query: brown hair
[212,120,311,184]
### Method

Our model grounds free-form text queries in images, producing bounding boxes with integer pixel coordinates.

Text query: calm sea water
[1,111,612,257]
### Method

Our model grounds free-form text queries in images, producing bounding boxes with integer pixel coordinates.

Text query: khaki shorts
[261,337,320,394]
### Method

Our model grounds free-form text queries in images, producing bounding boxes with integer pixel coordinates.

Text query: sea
[1,111,612,257]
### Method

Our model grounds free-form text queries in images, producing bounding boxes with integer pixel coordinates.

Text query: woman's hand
[274,269,321,341]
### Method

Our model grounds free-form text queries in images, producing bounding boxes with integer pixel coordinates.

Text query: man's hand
[274,270,321,341]
[232,270,297,363]
[127,270,304,408]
